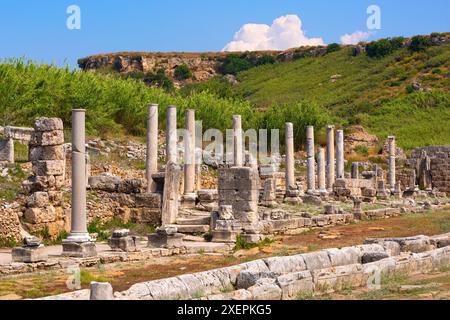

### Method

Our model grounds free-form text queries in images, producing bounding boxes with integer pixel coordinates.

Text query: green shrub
[220,54,253,75]
[409,35,431,52]
[174,64,192,80]
[326,43,341,54]
[144,69,174,91]
[256,55,276,66]
[366,37,404,58]
[355,145,369,156]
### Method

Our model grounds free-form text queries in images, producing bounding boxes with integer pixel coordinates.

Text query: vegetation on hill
[0,33,448,150]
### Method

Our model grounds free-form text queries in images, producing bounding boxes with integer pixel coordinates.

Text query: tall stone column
[233,115,243,167]
[182,109,196,208]
[317,148,327,194]
[326,125,335,191]
[166,106,178,164]
[63,109,96,257]
[146,104,158,193]
[388,136,396,192]
[336,130,344,179]
[306,126,316,194]
[285,123,295,190]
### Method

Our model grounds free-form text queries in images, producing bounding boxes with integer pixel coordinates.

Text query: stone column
[306,126,315,194]
[351,162,359,179]
[336,130,344,179]
[166,106,177,164]
[182,109,196,208]
[388,136,396,192]
[326,125,335,191]
[63,109,96,257]
[285,123,295,190]
[317,148,327,194]
[146,104,158,193]
[233,115,243,167]
[184,109,195,194]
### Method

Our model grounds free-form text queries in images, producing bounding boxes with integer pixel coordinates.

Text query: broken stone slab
[325,247,361,266]
[108,229,137,252]
[30,130,64,147]
[88,174,120,192]
[26,192,50,208]
[23,236,41,247]
[90,282,114,300]
[11,246,48,263]
[276,271,314,300]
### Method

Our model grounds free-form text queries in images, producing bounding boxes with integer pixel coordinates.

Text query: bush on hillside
[255,55,276,66]
[409,35,431,52]
[174,64,192,80]
[366,37,404,58]
[144,69,174,92]
[220,54,253,75]
[326,43,341,54]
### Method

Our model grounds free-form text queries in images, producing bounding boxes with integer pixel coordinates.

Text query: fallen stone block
[90,282,114,300]
[11,246,48,263]
[325,247,361,266]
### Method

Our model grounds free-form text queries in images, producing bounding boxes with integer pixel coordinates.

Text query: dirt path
[1,208,449,300]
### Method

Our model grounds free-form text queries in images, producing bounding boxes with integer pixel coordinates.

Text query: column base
[180,193,197,208]
[62,240,97,258]
[283,197,302,205]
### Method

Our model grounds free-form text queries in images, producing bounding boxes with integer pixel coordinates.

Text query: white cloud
[222,14,325,52]
[340,31,372,45]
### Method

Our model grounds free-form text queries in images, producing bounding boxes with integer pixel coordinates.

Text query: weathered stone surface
[263,255,306,274]
[313,264,364,293]
[32,160,65,176]
[11,246,48,263]
[247,278,282,300]
[301,251,332,271]
[108,235,137,252]
[276,271,313,300]
[361,252,390,264]
[29,145,65,161]
[118,179,145,194]
[211,230,237,243]
[62,241,97,258]
[90,282,114,300]
[26,192,50,208]
[34,118,64,132]
[325,247,361,266]
[30,130,64,146]
[134,193,162,208]
[161,161,181,225]
[24,205,56,223]
[88,174,120,192]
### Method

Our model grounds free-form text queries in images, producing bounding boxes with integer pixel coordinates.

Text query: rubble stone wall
[88,174,162,225]
[410,146,450,193]
[0,208,23,244]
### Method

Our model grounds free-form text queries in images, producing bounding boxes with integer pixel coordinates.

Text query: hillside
[233,41,450,149]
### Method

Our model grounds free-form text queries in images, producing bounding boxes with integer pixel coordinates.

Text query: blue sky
[0,0,449,68]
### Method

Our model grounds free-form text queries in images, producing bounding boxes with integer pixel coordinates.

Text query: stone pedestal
[90,282,114,300]
[261,178,277,207]
[211,230,237,243]
[181,192,197,208]
[352,198,363,219]
[147,226,184,248]
[376,180,389,200]
[12,246,48,263]
[351,162,359,179]
[108,229,137,252]
[62,241,97,258]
